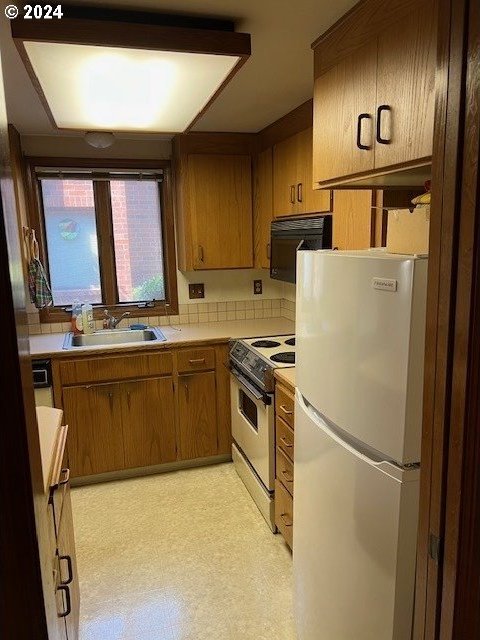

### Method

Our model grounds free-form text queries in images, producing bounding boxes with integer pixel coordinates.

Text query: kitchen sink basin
[63,328,166,349]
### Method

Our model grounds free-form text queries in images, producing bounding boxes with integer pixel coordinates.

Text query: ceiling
[1,0,357,137]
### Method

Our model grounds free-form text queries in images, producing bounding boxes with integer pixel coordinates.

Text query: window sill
[38,302,179,324]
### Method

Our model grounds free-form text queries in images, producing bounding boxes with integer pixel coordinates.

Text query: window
[31,160,177,320]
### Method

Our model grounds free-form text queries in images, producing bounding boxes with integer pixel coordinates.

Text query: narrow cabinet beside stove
[274,373,295,549]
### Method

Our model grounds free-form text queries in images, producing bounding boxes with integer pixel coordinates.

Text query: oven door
[230,371,274,491]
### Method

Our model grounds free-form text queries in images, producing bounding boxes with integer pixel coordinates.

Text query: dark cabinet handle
[376,105,392,144]
[59,555,73,585]
[57,585,71,618]
[266,243,271,260]
[290,185,295,204]
[58,468,70,486]
[297,183,303,203]
[356,113,372,150]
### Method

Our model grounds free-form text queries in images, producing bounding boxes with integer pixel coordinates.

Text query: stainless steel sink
[63,328,166,349]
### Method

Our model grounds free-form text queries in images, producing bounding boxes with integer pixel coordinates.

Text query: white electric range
[229,335,295,530]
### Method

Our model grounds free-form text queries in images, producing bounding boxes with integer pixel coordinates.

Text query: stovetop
[241,335,296,367]
[229,334,295,393]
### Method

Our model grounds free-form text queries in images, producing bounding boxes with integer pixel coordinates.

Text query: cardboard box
[386,206,430,255]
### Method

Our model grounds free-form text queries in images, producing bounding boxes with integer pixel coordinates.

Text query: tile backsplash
[27,297,296,335]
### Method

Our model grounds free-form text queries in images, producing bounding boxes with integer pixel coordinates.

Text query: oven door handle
[230,368,271,405]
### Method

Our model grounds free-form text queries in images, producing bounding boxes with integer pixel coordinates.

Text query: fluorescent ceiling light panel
[23,42,239,132]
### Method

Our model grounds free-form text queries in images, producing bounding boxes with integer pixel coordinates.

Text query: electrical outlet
[254,279,263,295]
[189,283,205,299]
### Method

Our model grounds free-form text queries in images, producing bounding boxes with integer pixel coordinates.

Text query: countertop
[29,318,296,358]
[36,406,64,494]
[274,367,296,391]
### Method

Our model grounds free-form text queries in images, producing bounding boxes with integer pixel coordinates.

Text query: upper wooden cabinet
[273,127,331,217]
[174,134,255,271]
[312,0,437,187]
[253,147,273,269]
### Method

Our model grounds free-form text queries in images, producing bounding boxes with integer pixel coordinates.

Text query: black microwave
[270,215,332,284]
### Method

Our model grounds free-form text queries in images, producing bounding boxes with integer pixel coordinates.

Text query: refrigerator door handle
[296,390,408,480]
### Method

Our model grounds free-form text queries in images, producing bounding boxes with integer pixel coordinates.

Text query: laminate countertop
[274,367,296,391]
[29,318,296,358]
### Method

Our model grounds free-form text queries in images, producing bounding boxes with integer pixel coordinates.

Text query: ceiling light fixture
[84,131,115,149]
[12,13,251,133]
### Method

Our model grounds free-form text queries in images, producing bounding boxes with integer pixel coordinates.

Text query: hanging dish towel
[26,229,53,309]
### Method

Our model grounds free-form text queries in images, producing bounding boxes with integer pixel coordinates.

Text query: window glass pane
[110,180,165,303]
[40,179,102,306]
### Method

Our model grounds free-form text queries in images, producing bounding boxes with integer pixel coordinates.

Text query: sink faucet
[103,310,131,329]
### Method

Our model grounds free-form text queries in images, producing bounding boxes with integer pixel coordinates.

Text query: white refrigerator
[294,249,428,640]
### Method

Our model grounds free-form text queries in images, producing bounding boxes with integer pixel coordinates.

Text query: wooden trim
[314,159,432,190]
[94,181,117,305]
[173,132,256,156]
[256,100,313,152]
[11,17,251,56]
[12,17,250,134]
[26,157,179,322]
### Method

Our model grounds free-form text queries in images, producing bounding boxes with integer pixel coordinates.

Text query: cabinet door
[296,128,332,214]
[374,0,436,168]
[56,483,80,640]
[273,135,298,217]
[63,384,124,477]
[178,371,218,460]
[121,377,177,469]
[253,147,273,269]
[332,190,374,250]
[188,154,253,269]
[313,40,377,185]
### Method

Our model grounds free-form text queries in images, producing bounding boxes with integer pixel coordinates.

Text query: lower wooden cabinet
[274,376,295,549]
[57,342,231,478]
[275,479,294,549]
[178,371,218,460]
[56,481,80,640]
[122,377,177,469]
[63,383,124,477]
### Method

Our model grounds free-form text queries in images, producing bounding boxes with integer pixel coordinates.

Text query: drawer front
[275,479,293,549]
[276,416,294,462]
[276,447,294,497]
[275,384,295,429]
[176,347,215,373]
[59,352,173,385]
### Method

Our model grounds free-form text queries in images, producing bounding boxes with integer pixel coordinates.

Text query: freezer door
[296,250,427,464]
[293,391,419,640]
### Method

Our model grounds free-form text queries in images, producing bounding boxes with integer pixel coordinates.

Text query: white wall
[177,268,284,304]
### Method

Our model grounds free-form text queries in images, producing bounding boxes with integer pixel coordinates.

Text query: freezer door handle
[296,390,410,481]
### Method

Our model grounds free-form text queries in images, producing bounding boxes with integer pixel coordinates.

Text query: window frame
[26,157,178,323]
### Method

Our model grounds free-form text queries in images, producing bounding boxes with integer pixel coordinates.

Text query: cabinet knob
[280,513,293,527]
[280,404,293,416]
[58,468,70,486]
[297,183,303,203]
[198,245,204,263]
[290,185,295,204]
[376,105,392,144]
[266,243,271,260]
[280,436,293,448]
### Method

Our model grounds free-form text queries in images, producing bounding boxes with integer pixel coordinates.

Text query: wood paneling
[122,377,177,468]
[178,371,218,460]
[313,40,377,184]
[297,128,331,213]
[188,154,253,269]
[257,99,313,152]
[63,384,124,476]
[275,384,295,429]
[56,482,79,640]
[214,343,232,456]
[275,479,293,549]
[176,347,215,373]
[59,352,173,385]
[276,448,294,496]
[273,135,298,217]
[276,417,294,461]
[374,1,437,168]
[253,147,273,269]
[332,190,374,250]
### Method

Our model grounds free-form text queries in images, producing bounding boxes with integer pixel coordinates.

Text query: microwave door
[270,237,301,283]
